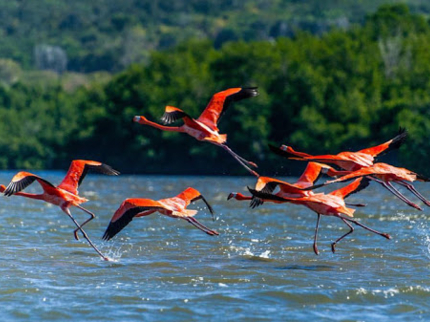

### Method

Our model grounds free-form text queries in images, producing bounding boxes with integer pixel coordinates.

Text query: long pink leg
[184,217,219,236]
[62,207,109,261]
[340,215,391,240]
[221,144,259,177]
[370,177,422,210]
[331,218,354,253]
[188,217,219,235]
[397,181,430,207]
[313,214,321,255]
[73,205,96,241]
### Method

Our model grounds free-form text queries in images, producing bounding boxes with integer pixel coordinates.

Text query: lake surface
[0,171,429,321]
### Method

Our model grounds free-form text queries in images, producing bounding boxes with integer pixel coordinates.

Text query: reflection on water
[0,172,429,321]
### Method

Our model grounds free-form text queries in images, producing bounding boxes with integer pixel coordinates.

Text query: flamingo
[303,162,430,210]
[134,87,259,176]
[248,178,391,254]
[228,162,356,208]
[269,128,407,171]
[102,187,218,241]
[2,160,120,261]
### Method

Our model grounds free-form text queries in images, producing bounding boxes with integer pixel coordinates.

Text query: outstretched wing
[303,166,381,191]
[247,186,291,203]
[102,199,163,241]
[176,187,215,219]
[251,177,279,209]
[295,162,325,188]
[161,106,193,125]
[255,177,283,193]
[197,87,258,131]
[251,176,304,208]
[3,171,56,196]
[269,144,364,169]
[358,128,407,158]
[329,178,371,199]
[58,160,120,195]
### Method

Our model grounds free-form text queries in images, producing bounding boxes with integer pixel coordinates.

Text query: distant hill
[0,0,429,73]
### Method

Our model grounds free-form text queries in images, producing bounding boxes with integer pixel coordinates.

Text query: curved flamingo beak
[227,193,237,200]
[133,116,141,123]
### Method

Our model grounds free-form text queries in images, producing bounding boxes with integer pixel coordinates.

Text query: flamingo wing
[295,162,325,188]
[304,166,379,191]
[161,106,193,125]
[251,177,296,208]
[247,186,292,203]
[357,128,407,158]
[197,87,258,131]
[58,160,120,194]
[3,172,56,196]
[102,199,164,240]
[269,144,363,168]
[329,178,371,199]
[176,187,215,218]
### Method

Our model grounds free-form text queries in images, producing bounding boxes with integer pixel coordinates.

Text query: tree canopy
[1,4,430,176]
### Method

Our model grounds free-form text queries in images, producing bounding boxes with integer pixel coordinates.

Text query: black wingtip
[416,173,430,182]
[102,231,111,241]
[102,226,110,241]
[199,194,215,221]
[161,110,189,125]
[250,197,264,209]
[102,163,120,176]
[390,127,408,148]
[398,127,407,136]
[268,143,283,156]
[241,87,259,97]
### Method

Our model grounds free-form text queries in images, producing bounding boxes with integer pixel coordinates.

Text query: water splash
[415,219,430,260]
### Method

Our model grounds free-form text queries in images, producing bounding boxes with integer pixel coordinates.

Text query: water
[0,171,429,321]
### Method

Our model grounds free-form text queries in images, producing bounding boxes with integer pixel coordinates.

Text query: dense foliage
[1,4,430,176]
[0,0,429,72]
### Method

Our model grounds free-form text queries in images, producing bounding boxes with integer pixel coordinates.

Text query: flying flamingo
[228,162,356,208]
[102,187,218,241]
[269,128,407,171]
[3,160,120,261]
[133,87,259,176]
[248,178,391,255]
[303,162,430,210]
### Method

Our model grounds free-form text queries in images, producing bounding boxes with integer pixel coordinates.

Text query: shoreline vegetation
[0,4,429,176]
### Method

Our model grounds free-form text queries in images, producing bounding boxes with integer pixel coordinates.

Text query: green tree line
[1,4,430,176]
[0,0,428,72]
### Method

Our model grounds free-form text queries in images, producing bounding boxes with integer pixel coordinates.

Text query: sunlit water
[0,171,429,321]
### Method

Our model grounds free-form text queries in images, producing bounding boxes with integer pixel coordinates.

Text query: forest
[1,4,430,176]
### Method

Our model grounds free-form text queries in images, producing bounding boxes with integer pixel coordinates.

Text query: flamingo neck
[233,193,252,201]
[142,118,184,132]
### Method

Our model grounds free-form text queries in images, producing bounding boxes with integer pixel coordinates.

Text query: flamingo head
[280,145,289,151]
[133,115,147,124]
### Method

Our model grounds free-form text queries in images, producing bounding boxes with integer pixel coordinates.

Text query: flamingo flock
[2,87,428,260]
